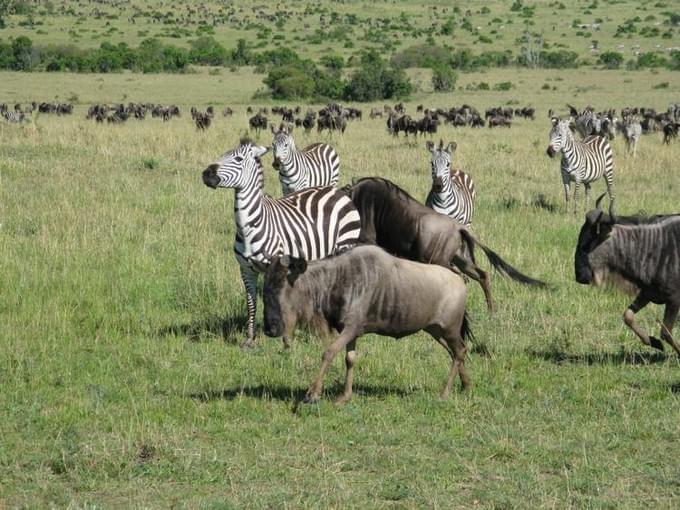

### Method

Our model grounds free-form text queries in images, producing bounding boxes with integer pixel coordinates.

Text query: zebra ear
[270,124,278,134]
[550,116,559,126]
[252,145,269,158]
[425,140,435,152]
[446,141,457,154]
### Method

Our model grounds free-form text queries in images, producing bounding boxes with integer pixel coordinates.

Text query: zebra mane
[239,136,254,146]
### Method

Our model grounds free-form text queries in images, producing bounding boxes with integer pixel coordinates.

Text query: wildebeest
[263,246,473,404]
[343,178,546,311]
[574,196,680,354]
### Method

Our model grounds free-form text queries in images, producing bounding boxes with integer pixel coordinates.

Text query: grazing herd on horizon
[198,103,679,403]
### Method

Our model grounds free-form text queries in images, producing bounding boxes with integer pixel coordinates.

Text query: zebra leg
[239,264,259,349]
[583,182,592,211]
[572,179,582,215]
[561,171,571,212]
[604,172,615,217]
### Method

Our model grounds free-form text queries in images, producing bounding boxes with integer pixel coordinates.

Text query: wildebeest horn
[595,193,607,210]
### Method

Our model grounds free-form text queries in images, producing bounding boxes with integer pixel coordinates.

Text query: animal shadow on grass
[527,348,670,366]
[158,314,249,343]
[188,383,416,404]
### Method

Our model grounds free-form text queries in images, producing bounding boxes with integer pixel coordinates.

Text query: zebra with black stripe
[202,139,361,347]
[3,111,27,123]
[547,117,615,215]
[271,124,340,195]
[425,140,476,227]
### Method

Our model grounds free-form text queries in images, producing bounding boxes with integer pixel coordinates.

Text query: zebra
[622,115,642,158]
[3,111,27,123]
[547,117,615,216]
[202,139,361,348]
[271,124,340,196]
[424,140,476,227]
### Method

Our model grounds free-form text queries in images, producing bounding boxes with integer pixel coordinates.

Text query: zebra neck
[233,175,266,242]
[560,135,576,158]
[432,178,458,205]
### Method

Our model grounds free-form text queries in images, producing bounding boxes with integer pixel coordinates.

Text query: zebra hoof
[240,340,256,350]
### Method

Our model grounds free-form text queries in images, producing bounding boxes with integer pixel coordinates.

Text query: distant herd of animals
[4,99,680,146]
[199,105,680,404]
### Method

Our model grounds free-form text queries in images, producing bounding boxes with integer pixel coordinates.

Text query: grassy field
[2,0,678,64]
[2,67,680,508]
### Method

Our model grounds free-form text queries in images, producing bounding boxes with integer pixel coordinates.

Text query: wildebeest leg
[658,303,680,355]
[435,332,469,399]
[452,254,494,312]
[239,264,259,349]
[622,294,663,351]
[335,338,358,405]
[305,330,357,404]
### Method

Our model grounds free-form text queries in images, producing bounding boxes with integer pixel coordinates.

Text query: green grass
[1,68,680,508]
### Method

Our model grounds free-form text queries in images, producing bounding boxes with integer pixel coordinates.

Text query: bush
[431,64,457,92]
[539,49,579,68]
[264,63,316,99]
[345,51,412,101]
[636,52,668,68]
[599,51,623,69]
[494,81,513,91]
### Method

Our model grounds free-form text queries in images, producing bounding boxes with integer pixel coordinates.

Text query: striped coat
[547,117,615,215]
[202,140,360,346]
[425,140,476,227]
[271,125,340,195]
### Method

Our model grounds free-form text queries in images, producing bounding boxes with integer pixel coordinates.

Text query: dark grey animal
[343,178,546,312]
[574,196,680,354]
[263,246,472,404]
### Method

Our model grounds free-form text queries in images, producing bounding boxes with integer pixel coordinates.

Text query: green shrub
[431,64,457,92]
[345,50,412,101]
[599,51,623,69]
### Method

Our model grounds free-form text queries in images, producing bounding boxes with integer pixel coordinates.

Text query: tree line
[0,35,678,102]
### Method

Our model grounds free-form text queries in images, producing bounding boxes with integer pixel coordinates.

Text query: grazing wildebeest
[574,196,680,354]
[263,246,473,404]
[343,178,546,312]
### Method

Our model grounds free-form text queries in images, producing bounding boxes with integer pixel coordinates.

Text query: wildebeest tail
[461,229,547,287]
[461,311,474,343]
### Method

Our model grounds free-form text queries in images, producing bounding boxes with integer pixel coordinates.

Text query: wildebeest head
[271,123,294,168]
[547,117,574,157]
[202,139,269,189]
[263,255,307,337]
[426,139,457,193]
[574,194,616,286]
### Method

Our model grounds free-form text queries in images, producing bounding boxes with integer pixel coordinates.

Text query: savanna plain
[2,65,680,508]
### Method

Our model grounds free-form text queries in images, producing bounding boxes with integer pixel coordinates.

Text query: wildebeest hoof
[649,336,665,351]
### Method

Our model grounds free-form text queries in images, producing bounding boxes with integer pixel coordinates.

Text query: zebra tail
[461,229,547,288]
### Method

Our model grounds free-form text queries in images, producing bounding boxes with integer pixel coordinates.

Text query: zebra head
[271,124,295,167]
[547,117,574,158]
[426,139,457,193]
[202,139,269,189]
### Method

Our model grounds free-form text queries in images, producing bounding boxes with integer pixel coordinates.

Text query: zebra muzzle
[546,146,557,158]
[202,164,220,189]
